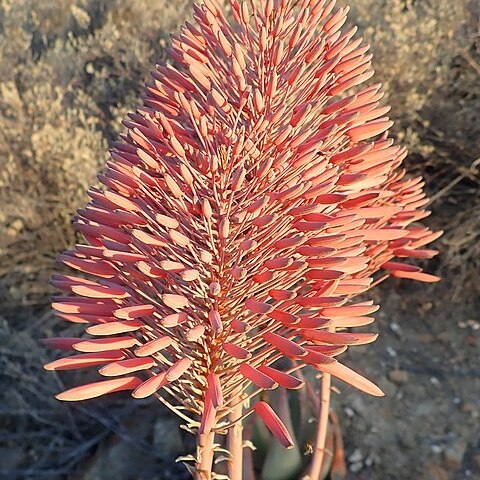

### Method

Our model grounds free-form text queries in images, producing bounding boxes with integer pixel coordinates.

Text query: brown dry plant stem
[228,400,244,480]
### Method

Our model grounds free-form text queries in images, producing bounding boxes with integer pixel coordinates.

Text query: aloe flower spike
[44,1,440,478]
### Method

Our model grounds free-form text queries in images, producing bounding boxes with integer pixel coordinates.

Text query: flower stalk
[196,431,216,480]
[228,400,244,480]
[306,371,332,479]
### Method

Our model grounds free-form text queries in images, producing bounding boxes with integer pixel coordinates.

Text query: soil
[335,280,480,480]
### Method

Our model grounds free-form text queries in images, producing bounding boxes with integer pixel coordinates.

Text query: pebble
[350,461,363,473]
[431,444,443,455]
[386,346,397,357]
[345,407,354,418]
[390,322,403,337]
[388,369,409,384]
[399,429,416,449]
[443,440,467,470]
[348,448,363,463]
[459,319,480,330]
[6,218,24,237]
[418,334,435,343]
[461,402,479,417]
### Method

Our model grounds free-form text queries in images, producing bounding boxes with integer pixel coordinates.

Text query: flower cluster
[44,0,439,448]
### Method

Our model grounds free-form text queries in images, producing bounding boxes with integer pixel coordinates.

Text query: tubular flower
[45,0,440,460]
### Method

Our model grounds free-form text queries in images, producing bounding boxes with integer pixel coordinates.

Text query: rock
[386,346,397,357]
[389,322,403,338]
[344,407,354,418]
[417,334,435,343]
[443,440,467,470]
[461,402,478,415]
[398,428,416,449]
[388,369,409,384]
[348,449,364,473]
[430,444,443,455]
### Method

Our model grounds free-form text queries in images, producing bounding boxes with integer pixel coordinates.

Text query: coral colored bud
[202,198,213,219]
[201,250,213,264]
[208,309,223,333]
[219,217,230,239]
[231,166,246,191]
[254,402,295,448]
[253,89,265,111]
[209,282,221,296]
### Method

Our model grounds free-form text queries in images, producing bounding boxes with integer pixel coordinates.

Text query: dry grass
[0,0,478,478]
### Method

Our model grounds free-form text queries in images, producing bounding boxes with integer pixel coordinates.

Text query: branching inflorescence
[43,0,440,478]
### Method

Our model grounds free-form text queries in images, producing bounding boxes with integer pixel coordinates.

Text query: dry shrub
[340,0,480,298]
[0,0,197,309]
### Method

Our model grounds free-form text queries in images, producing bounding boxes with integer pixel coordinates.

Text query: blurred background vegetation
[0,1,478,479]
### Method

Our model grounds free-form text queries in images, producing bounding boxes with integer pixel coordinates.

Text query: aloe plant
[43,1,440,478]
